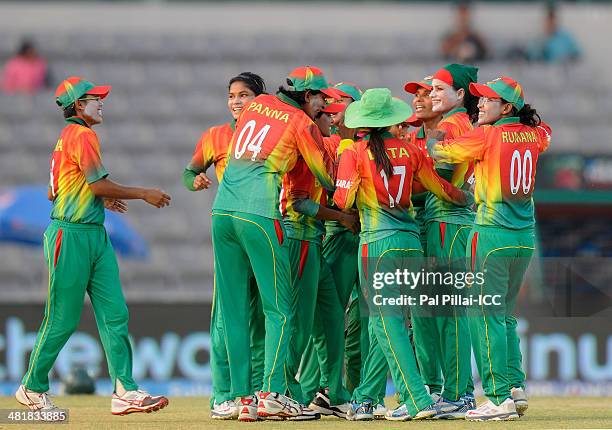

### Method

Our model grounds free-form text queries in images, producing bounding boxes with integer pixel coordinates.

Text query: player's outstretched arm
[89,178,171,208]
[416,156,474,208]
[431,127,486,164]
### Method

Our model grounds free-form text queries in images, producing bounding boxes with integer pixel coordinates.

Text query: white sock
[115,379,127,396]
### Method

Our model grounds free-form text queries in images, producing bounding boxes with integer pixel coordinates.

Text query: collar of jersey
[417,125,426,139]
[441,106,467,120]
[230,119,236,131]
[65,116,89,127]
[494,116,520,126]
[276,91,302,110]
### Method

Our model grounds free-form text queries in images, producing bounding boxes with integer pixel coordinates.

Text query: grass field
[1,396,611,429]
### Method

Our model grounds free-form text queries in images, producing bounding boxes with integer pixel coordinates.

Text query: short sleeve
[76,131,108,184]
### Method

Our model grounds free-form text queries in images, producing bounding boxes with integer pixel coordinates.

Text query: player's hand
[104,198,128,213]
[193,173,212,190]
[143,189,171,208]
[431,143,449,162]
[340,209,360,234]
[427,129,447,141]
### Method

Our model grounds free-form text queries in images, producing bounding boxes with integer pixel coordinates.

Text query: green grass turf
[0,396,611,429]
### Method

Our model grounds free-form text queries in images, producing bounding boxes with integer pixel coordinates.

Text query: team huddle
[15,62,550,422]
[184,64,551,422]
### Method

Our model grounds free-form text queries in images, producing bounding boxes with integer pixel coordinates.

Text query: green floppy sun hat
[344,88,413,129]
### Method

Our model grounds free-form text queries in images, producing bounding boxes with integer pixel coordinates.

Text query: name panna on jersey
[246,103,290,123]
[501,131,537,143]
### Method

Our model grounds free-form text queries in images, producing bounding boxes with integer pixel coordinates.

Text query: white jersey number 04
[234,120,271,161]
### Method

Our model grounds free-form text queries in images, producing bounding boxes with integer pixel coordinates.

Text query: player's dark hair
[507,102,541,127]
[63,103,77,118]
[229,72,267,96]
[453,85,479,123]
[278,80,322,106]
[367,127,393,178]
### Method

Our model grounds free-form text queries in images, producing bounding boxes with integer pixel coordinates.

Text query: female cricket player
[309,84,390,417]
[281,102,358,420]
[411,63,479,417]
[210,65,338,421]
[16,76,170,417]
[182,72,267,420]
[334,88,474,421]
[432,77,550,421]
[404,74,446,401]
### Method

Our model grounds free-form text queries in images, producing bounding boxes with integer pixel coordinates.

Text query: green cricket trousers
[211,210,292,396]
[412,220,473,401]
[467,225,533,405]
[209,277,265,406]
[22,220,137,394]
[285,238,349,406]
[354,231,433,417]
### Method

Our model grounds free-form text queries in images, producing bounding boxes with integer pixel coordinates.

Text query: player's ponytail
[512,103,541,127]
[463,91,480,124]
[229,72,267,96]
[451,83,479,124]
[367,127,393,177]
[63,104,77,118]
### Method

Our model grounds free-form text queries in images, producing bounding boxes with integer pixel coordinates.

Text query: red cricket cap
[321,103,346,114]
[404,76,434,94]
[321,87,347,100]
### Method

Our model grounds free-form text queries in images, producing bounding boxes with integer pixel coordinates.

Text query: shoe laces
[123,389,150,400]
[392,404,409,414]
[40,393,57,410]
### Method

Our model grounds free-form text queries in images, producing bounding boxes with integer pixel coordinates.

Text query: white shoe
[373,403,387,419]
[465,398,519,421]
[211,399,238,420]
[111,389,168,415]
[385,404,411,421]
[15,386,65,422]
[257,392,301,419]
[237,395,258,422]
[15,385,62,420]
[511,387,528,416]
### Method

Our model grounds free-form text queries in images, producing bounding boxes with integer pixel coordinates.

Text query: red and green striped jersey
[49,117,108,224]
[213,93,335,220]
[434,117,552,229]
[185,122,234,183]
[333,132,472,244]
[424,107,476,225]
[280,156,328,243]
[281,134,338,243]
